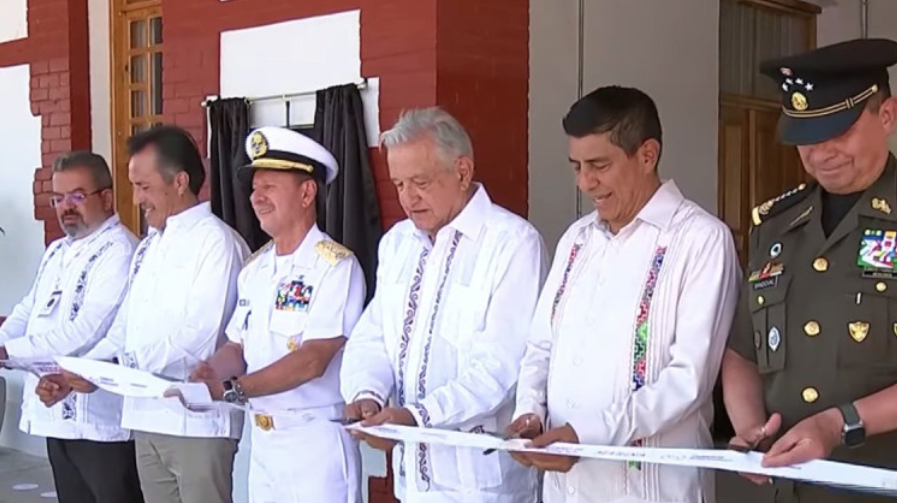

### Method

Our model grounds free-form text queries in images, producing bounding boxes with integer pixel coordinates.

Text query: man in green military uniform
[722,37,897,502]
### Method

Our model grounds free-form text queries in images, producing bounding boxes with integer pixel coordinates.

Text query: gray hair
[379,107,474,165]
[53,151,113,190]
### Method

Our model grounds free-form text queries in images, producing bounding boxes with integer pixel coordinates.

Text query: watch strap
[838,403,861,427]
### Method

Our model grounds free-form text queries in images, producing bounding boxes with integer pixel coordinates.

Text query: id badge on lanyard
[38,291,62,317]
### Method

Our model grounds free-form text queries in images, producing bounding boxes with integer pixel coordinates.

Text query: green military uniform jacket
[729,154,897,502]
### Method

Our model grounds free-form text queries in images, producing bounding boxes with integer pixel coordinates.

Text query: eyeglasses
[49,189,107,208]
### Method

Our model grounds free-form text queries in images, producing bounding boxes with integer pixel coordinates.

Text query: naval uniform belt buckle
[254,413,274,431]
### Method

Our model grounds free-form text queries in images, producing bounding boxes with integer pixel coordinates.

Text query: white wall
[814,0,897,152]
[219,10,381,147]
[88,0,113,162]
[527,0,580,252]
[219,11,385,503]
[0,64,48,458]
[581,1,720,217]
[0,0,27,44]
[528,1,720,253]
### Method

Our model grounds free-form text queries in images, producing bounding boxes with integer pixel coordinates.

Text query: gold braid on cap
[783,84,879,118]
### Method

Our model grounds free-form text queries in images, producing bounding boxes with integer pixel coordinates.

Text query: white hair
[379,107,474,165]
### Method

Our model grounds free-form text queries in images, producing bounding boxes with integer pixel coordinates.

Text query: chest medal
[859,229,897,278]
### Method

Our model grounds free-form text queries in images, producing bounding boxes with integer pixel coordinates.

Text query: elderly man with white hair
[340,107,546,503]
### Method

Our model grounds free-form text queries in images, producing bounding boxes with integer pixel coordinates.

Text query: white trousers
[248,419,361,503]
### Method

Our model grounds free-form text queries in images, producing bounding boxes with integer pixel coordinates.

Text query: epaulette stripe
[246,241,273,265]
[750,182,811,226]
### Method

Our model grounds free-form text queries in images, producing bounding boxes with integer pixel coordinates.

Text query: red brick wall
[161,0,442,230]
[0,0,92,244]
[0,2,529,498]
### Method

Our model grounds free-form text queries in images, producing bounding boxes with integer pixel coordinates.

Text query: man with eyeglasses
[0,151,144,503]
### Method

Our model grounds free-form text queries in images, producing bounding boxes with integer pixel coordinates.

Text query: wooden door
[111,0,163,235]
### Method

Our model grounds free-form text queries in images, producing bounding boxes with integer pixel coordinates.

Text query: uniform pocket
[750,275,791,374]
[838,281,897,368]
[269,310,307,337]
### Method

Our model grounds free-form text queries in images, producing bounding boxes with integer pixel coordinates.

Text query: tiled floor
[0,449,56,503]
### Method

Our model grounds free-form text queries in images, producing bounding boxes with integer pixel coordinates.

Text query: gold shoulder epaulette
[751,183,810,226]
[315,240,353,265]
[246,241,273,265]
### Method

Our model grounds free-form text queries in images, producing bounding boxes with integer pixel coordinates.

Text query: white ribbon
[348,424,897,497]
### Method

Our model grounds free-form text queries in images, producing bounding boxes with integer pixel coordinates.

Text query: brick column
[435,0,530,217]
[28,0,92,244]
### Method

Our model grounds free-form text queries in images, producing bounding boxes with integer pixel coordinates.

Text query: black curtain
[313,84,382,303]
[208,98,267,252]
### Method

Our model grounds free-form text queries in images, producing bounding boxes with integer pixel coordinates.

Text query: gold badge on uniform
[287,337,300,352]
[873,198,892,215]
[849,321,870,343]
[249,131,269,159]
[791,92,808,111]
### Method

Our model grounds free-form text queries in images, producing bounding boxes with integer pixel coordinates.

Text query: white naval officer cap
[238,126,339,185]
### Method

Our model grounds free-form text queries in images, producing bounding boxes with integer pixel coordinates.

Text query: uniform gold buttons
[802,387,819,403]
[804,321,820,337]
[813,257,829,272]
[757,296,765,306]
[877,282,888,292]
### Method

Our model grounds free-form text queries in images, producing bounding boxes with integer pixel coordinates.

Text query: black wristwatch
[837,403,865,448]
[221,377,245,404]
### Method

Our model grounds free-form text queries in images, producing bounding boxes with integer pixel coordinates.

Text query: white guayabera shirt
[0,215,137,441]
[515,181,741,503]
[342,184,547,503]
[87,202,249,439]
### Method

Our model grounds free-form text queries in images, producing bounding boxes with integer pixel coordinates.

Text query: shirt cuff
[405,403,432,428]
[353,390,387,408]
[4,337,38,359]
[514,399,547,426]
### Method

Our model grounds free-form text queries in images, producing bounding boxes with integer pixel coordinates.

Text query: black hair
[52,151,113,190]
[127,125,206,196]
[562,86,663,161]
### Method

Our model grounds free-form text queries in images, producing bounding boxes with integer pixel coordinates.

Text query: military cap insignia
[751,183,809,226]
[872,198,892,215]
[315,240,353,265]
[791,92,808,111]
[780,67,792,76]
[249,131,269,160]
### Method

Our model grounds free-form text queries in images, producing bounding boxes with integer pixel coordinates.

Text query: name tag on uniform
[38,291,62,317]
[275,278,313,312]
[859,229,897,278]
[748,262,783,291]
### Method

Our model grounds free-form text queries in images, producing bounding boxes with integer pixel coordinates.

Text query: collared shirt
[342,184,546,503]
[226,224,365,415]
[86,202,249,439]
[515,181,741,503]
[0,215,137,441]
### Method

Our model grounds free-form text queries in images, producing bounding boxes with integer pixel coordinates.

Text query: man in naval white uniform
[189,126,365,503]
[0,151,144,503]
[341,107,547,503]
